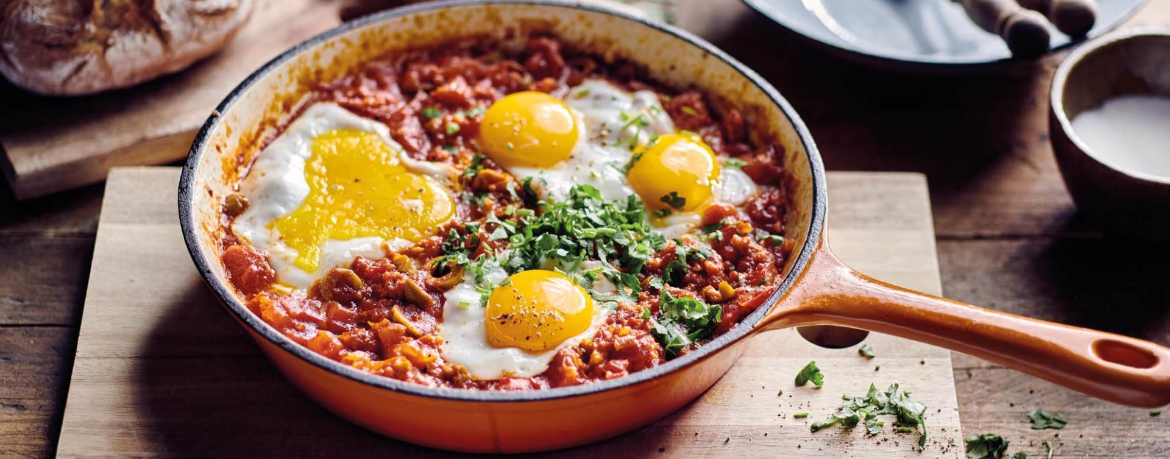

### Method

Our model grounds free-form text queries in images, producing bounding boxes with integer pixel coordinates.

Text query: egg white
[232,102,455,290]
[498,79,758,239]
[438,257,615,380]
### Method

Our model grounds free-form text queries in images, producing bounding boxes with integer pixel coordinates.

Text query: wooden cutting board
[56,168,963,458]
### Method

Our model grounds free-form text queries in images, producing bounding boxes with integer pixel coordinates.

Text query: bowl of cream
[1051,28,1170,240]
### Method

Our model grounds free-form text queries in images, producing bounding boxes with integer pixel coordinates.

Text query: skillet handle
[763,243,1170,408]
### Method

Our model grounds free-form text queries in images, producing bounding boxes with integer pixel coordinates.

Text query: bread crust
[0,0,253,95]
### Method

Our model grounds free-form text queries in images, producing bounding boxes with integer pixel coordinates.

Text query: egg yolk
[485,270,594,352]
[274,129,454,272]
[478,91,580,168]
[626,133,720,212]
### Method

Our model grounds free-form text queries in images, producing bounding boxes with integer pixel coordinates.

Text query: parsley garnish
[420,107,442,120]
[660,243,710,287]
[1042,439,1054,459]
[1152,409,1162,416]
[965,433,1009,458]
[1028,409,1068,430]
[660,191,686,210]
[793,412,809,418]
[462,107,485,118]
[680,106,698,116]
[811,384,928,449]
[858,344,876,359]
[795,361,824,387]
[648,291,721,358]
[446,122,460,135]
[498,185,665,285]
[653,208,672,218]
[623,151,644,173]
[701,220,725,233]
[462,153,486,179]
[574,89,591,98]
[724,158,747,169]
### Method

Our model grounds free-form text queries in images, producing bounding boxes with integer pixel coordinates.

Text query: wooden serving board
[56,168,963,458]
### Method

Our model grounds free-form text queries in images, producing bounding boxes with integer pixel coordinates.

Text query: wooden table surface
[2,1,1168,457]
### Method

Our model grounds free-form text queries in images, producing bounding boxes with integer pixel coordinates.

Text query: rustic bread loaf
[0,0,253,95]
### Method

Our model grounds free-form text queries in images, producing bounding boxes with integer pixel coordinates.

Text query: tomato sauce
[220,36,794,390]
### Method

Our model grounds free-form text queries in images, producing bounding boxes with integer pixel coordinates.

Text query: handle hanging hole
[797,326,869,349]
[1093,339,1159,369]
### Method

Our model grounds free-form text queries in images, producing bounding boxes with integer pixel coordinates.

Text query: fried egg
[439,261,612,379]
[477,80,757,238]
[232,103,456,289]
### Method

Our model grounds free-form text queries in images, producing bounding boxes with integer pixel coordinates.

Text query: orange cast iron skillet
[178,0,1170,453]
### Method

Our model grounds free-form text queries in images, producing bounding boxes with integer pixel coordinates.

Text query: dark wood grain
[1,0,1168,457]
[0,327,78,459]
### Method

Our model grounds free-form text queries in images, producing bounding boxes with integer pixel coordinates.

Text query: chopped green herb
[724,158,747,169]
[701,219,725,233]
[965,433,1010,459]
[1028,409,1068,430]
[648,291,721,358]
[795,361,823,387]
[420,107,442,120]
[462,107,485,118]
[575,89,591,99]
[623,151,644,173]
[793,412,809,419]
[680,106,698,116]
[1151,409,1163,416]
[506,141,515,150]
[446,122,461,135]
[660,191,686,210]
[462,153,486,179]
[1042,439,1054,459]
[497,184,665,287]
[858,344,875,359]
[811,383,928,449]
[653,208,672,218]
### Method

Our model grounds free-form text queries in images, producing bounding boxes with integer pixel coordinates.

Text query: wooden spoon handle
[762,242,1170,408]
[1019,0,1098,37]
[956,0,1052,57]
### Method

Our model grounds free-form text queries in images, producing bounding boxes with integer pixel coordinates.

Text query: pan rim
[178,0,827,404]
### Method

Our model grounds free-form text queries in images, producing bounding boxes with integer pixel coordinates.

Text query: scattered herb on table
[1152,409,1162,416]
[1028,409,1068,430]
[809,383,928,449]
[793,412,809,419]
[794,361,823,387]
[1042,439,1054,459]
[858,344,876,359]
[965,433,1010,459]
